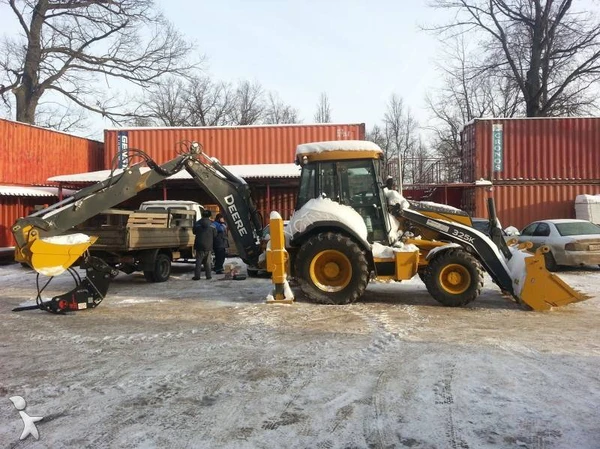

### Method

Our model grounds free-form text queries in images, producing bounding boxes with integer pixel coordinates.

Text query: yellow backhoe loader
[276,140,589,311]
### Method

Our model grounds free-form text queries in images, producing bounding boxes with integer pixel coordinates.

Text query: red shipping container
[103,123,366,168]
[0,196,58,247]
[0,118,104,185]
[468,182,600,230]
[462,118,600,182]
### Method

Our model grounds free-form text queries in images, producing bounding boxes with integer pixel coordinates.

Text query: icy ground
[0,260,599,449]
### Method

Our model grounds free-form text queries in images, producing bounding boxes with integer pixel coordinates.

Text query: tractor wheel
[144,253,172,283]
[295,232,369,305]
[418,268,431,285]
[422,249,483,307]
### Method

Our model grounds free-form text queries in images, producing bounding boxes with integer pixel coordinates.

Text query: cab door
[337,160,387,242]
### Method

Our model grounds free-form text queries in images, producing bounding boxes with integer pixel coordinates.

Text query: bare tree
[229,80,265,125]
[264,92,299,124]
[0,0,196,127]
[186,77,236,126]
[368,94,427,188]
[314,92,332,123]
[138,76,190,127]
[366,124,393,180]
[428,0,600,117]
[426,38,522,180]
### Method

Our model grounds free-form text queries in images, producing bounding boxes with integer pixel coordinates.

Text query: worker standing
[193,210,216,280]
[213,213,229,274]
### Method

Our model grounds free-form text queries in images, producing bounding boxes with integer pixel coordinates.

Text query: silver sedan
[516,219,600,271]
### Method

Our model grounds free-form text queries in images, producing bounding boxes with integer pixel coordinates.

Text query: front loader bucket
[27,234,97,277]
[508,245,590,311]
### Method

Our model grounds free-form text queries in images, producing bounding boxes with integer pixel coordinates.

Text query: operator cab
[295,141,389,243]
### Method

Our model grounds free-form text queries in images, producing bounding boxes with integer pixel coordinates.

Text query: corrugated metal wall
[104,123,366,168]
[467,183,600,230]
[252,187,297,222]
[462,118,600,181]
[0,118,104,185]
[0,197,55,247]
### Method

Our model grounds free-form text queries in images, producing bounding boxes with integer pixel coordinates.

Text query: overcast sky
[2,0,447,138]
[154,0,445,129]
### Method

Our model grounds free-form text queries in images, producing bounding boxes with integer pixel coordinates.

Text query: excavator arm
[181,143,262,266]
[12,142,263,313]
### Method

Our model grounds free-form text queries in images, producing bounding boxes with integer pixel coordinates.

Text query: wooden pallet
[127,212,169,228]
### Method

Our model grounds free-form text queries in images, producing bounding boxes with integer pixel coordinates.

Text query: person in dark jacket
[193,210,216,280]
[213,213,229,274]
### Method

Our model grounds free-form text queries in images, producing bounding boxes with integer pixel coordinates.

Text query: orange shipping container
[0,196,56,247]
[469,183,600,230]
[103,123,366,168]
[462,118,600,182]
[0,118,104,185]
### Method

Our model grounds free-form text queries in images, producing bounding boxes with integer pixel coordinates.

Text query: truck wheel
[144,253,171,283]
[295,232,368,305]
[422,249,483,307]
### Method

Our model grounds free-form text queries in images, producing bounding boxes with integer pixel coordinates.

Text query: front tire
[422,249,483,307]
[144,253,172,282]
[295,232,368,305]
[544,251,558,272]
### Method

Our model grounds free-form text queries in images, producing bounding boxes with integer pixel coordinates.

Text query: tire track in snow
[433,363,469,449]
[363,370,397,449]
[348,304,428,363]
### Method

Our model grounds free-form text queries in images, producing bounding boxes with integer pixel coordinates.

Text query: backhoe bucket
[27,234,97,277]
[507,245,590,311]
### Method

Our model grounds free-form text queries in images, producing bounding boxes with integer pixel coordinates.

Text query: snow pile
[265,275,294,302]
[296,140,382,157]
[575,194,600,224]
[419,201,462,213]
[504,226,520,236]
[475,179,492,186]
[288,197,368,241]
[372,242,419,259]
[384,188,410,209]
[386,213,401,244]
[36,265,68,277]
[42,233,92,245]
[506,246,529,296]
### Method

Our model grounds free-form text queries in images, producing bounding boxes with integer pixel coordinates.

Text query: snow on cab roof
[296,140,383,156]
[0,185,75,197]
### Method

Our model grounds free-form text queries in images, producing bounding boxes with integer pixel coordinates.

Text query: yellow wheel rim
[438,263,471,295]
[309,250,352,292]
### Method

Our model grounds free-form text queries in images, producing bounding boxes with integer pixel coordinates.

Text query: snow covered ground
[0,260,599,449]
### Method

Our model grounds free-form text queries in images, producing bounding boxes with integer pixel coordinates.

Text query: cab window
[318,162,337,200]
[296,164,316,210]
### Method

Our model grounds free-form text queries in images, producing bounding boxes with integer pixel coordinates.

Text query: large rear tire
[422,248,483,307]
[144,253,171,283]
[295,232,368,305]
